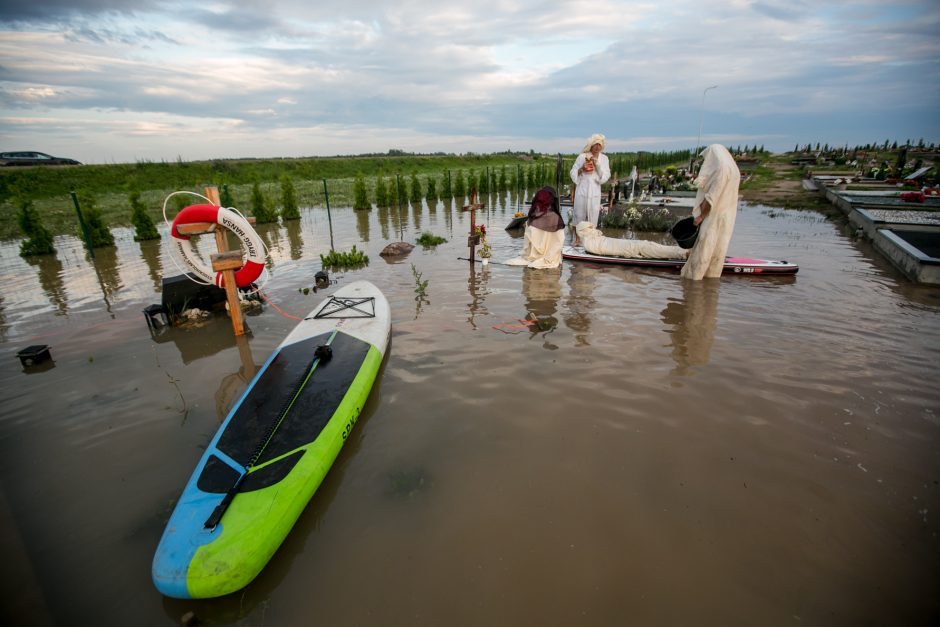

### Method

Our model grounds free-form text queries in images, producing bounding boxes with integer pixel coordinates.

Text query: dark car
[0,151,82,166]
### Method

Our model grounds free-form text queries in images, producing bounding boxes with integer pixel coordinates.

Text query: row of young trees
[351,164,559,210]
[16,175,304,258]
[15,150,700,256]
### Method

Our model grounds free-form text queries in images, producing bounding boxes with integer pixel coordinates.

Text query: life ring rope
[163,191,269,291]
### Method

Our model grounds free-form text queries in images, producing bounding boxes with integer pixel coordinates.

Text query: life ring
[170,204,265,288]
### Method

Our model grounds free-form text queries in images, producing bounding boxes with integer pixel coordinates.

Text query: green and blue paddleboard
[153,280,390,598]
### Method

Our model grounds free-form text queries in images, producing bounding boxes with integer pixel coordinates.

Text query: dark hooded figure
[507,186,567,268]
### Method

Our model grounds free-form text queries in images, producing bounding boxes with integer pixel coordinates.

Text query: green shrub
[426,177,438,202]
[76,192,115,248]
[409,172,422,204]
[320,245,369,269]
[416,231,447,247]
[129,191,160,241]
[395,175,407,205]
[353,173,370,210]
[454,169,466,198]
[441,169,452,198]
[280,175,300,219]
[251,182,278,223]
[375,175,389,207]
[17,199,56,256]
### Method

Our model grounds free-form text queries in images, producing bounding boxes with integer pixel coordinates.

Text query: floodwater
[0,194,938,626]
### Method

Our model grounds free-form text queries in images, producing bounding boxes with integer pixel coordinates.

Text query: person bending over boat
[681,144,741,280]
[575,222,689,260]
[570,133,611,245]
[507,186,567,269]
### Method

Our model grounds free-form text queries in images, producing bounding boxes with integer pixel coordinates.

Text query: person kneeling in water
[575,222,689,259]
[506,186,567,269]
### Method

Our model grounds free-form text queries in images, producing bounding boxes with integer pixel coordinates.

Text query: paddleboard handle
[204,473,246,529]
[314,345,333,362]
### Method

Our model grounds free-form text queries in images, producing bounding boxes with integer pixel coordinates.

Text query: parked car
[0,151,82,166]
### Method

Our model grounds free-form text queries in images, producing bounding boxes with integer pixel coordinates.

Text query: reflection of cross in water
[461,187,485,263]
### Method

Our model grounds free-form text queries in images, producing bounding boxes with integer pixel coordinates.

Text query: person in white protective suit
[569,133,611,245]
[575,222,689,260]
[680,144,741,280]
[507,186,567,269]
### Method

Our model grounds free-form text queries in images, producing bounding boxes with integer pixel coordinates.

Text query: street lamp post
[691,85,718,172]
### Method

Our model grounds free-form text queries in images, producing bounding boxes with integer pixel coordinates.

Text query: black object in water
[671,216,699,249]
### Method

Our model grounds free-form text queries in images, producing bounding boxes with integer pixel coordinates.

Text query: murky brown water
[1,195,938,626]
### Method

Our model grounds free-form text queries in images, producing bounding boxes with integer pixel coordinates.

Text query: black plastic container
[17,345,51,367]
[671,216,700,249]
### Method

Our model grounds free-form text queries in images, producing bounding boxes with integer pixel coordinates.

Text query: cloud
[1,0,938,163]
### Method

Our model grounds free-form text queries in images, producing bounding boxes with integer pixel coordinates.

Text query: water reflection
[150,317,239,365]
[466,264,490,329]
[410,202,422,231]
[93,246,122,314]
[522,267,562,350]
[660,278,720,376]
[285,220,304,261]
[0,294,7,342]
[354,209,371,243]
[138,239,164,294]
[214,334,259,422]
[26,253,68,315]
[258,224,278,270]
[564,263,599,346]
[444,199,454,230]
[377,207,391,241]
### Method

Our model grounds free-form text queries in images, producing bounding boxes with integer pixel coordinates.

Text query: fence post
[322,179,334,251]
[70,190,95,259]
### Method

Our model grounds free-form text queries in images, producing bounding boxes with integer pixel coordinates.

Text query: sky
[0,0,938,164]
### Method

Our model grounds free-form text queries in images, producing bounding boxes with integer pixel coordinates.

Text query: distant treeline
[794,138,937,154]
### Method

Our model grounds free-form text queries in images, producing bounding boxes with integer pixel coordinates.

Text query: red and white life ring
[170,204,265,288]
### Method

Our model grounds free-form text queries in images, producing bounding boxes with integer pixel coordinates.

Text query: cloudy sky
[1,0,938,164]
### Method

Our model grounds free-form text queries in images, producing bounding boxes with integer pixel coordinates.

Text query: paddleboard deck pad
[153,280,390,599]
[562,246,799,275]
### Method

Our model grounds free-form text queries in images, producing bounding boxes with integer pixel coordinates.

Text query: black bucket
[671,216,699,249]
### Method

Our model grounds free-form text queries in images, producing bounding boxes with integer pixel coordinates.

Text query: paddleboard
[153,280,390,599]
[562,246,799,275]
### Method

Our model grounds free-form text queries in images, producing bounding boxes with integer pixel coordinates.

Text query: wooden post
[462,188,484,264]
[206,186,246,337]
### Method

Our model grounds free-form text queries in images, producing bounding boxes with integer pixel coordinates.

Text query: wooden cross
[461,187,485,263]
[174,186,254,337]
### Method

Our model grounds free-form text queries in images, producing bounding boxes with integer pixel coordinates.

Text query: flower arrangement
[474,225,492,258]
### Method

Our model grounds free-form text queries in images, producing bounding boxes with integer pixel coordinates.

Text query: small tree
[220,184,234,207]
[76,192,115,248]
[454,169,466,198]
[280,175,300,219]
[409,171,422,204]
[441,169,452,198]
[426,176,438,202]
[251,182,277,223]
[17,199,56,256]
[130,191,160,241]
[375,175,389,207]
[395,175,408,206]
[353,173,370,210]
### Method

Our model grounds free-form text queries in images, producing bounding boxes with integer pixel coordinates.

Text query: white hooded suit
[681,144,741,280]
[570,135,611,227]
